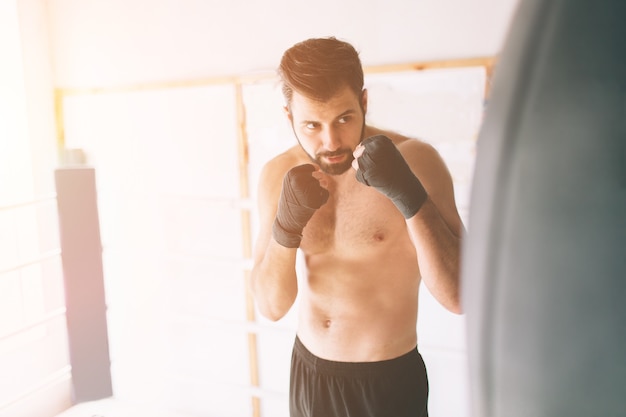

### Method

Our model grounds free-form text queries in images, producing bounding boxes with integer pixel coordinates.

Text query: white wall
[46,0,518,88]
[1,1,70,416]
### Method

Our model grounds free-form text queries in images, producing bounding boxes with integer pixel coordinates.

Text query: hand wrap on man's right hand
[273,164,329,248]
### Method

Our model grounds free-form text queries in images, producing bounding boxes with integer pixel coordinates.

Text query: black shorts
[289,336,429,417]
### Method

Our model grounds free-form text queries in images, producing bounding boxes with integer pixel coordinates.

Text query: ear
[360,89,368,114]
[283,105,292,122]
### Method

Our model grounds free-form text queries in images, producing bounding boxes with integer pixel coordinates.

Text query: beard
[314,149,354,175]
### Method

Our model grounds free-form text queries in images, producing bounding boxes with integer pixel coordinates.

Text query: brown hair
[278,37,364,105]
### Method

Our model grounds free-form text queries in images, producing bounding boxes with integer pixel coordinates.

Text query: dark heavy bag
[462,1,626,416]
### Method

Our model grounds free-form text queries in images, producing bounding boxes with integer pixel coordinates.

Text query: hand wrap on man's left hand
[355,135,427,219]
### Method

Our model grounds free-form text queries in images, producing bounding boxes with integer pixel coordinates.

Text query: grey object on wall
[56,167,113,403]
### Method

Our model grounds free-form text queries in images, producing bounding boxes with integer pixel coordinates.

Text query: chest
[300,180,406,252]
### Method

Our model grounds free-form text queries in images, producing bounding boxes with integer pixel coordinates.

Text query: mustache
[317,148,352,158]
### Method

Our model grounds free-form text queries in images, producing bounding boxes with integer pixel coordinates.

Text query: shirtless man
[250,37,464,417]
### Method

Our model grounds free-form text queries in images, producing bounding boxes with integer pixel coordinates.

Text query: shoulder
[257,145,310,208]
[397,137,442,171]
[260,145,309,183]
[364,125,440,167]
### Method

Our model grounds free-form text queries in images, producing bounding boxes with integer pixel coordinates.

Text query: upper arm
[399,139,464,237]
[252,155,295,267]
[252,164,281,266]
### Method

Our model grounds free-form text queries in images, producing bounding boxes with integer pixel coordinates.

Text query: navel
[323,319,332,328]
[373,232,385,242]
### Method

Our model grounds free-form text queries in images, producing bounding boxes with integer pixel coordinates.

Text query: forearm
[407,198,463,314]
[250,239,299,321]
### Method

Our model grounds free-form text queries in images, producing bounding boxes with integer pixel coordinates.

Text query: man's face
[286,85,367,175]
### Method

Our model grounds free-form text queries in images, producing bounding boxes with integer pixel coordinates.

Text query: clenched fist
[354,135,427,219]
[273,164,330,248]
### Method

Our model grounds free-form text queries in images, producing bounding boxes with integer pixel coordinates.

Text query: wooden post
[235,83,261,417]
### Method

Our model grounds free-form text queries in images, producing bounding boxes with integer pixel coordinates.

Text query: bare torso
[287,131,422,362]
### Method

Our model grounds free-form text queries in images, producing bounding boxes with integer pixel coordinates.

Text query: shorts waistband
[293,335,420,378]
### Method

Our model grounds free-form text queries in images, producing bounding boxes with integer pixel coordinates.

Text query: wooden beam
[364,56,496,74]
[54,56,496,98]
[235,83,261,417]
[54,89,65,159]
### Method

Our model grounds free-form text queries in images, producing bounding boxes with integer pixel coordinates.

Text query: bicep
[404,141,464,237]
[252,165,282,266]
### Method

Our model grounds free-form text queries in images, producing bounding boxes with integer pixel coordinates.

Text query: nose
[321,126,342,152]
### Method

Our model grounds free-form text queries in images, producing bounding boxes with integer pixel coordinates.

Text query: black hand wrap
[355,135,427,219]
[273,164,330,248]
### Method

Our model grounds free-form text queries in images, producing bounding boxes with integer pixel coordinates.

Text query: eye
[305,122,319,130]
[337,115,352,124]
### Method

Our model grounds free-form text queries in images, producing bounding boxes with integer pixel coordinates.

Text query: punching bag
[462,1,626,416]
